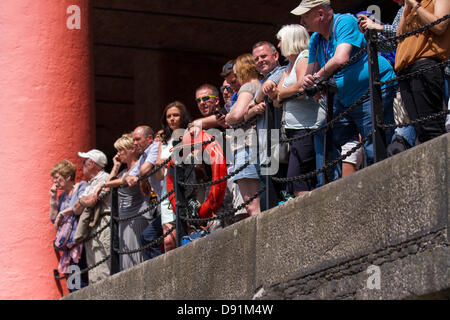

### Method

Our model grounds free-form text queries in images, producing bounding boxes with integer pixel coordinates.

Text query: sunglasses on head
[196,95,217,103]
[222,63,233,73]
[220,85,232,93]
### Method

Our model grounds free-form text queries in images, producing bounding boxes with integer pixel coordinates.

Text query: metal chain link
[273,134,372,184]
[381,59,449,87]
[178,186,266,223]
[378,110,450,130]
[138,156,172,182]
[376,14,450,44]
[280,90,371,144]
[82,217,110,242]
[114,225,176,255]
[177,161,250,188]
[112,190,174,223]
[57,254,111,280]
[138,133,217,183]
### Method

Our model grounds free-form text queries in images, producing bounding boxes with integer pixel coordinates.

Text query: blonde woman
[99,133,150,270]
[225,54,261,217]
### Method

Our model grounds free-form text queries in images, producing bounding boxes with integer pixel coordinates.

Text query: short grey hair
[195,83,219,98]
[252,41,277,54]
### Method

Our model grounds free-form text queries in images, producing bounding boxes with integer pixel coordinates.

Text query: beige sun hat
[291,0,331,16]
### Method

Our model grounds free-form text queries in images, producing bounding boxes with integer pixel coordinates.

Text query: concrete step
[63,133,450,300]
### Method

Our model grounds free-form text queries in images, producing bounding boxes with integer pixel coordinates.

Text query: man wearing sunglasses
[220,60,241,110]
[220,80,233,105]
[189,83,228,132]
[187,83,239,230]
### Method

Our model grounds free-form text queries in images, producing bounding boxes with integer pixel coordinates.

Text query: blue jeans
[333,86,396,166]
[140,214,163,260]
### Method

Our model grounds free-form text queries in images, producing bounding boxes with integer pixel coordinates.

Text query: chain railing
[54,13,450,290]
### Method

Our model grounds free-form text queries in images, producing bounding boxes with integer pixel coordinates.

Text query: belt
[416,57,441,63]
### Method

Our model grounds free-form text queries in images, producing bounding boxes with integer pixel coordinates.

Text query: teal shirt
[308,13,396,107]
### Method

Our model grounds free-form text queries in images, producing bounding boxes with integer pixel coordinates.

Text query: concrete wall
[64,133,450,300]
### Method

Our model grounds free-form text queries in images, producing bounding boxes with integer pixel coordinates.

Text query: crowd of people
[49,0,449,291]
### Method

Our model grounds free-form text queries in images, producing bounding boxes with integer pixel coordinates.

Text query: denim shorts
[333,85,396,166]
[230,146,259,182]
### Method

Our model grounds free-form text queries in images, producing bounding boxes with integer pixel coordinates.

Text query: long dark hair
[160,101,192,144]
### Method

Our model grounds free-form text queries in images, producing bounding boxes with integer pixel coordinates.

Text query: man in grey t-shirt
[249,41,288,211]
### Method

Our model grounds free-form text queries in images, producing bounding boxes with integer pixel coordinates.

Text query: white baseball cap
[291,0,331,16]
[78,149,108,168]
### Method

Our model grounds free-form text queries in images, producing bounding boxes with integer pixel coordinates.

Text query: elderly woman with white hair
[264,24,326,197]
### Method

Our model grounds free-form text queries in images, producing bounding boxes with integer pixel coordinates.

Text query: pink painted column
[0,0,94,299]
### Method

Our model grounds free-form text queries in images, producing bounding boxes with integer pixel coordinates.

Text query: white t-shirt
[282,50,326,130]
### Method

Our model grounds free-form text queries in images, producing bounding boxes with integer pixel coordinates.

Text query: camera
[213,105,228,117]
[304,77,338,97]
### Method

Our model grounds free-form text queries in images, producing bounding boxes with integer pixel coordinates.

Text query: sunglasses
[220,85,232,93]
[196,95,217,103]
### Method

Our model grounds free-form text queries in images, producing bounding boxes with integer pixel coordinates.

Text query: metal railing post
[263,97,278,210]
[110,187,120,275]
[366,28,387,162]
[323,81,336,184]
[173,139,188,247]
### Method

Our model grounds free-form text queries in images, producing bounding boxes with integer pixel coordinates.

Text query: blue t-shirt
[308,13,396,107]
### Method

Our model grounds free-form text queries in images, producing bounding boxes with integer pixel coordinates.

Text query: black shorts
[285,129,317,193]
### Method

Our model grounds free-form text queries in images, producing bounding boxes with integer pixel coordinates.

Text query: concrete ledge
[63,133,449,300]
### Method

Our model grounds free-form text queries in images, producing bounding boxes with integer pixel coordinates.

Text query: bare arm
[107,154,122,182]
[302,43,352,90]
[397,3,412,35]
[358,15,384,33]
[154,143,165,182]
[225,91,254,125]
[49,184,58,222]
[272,73,288,107]
[316,43,352,79]
[138,161,154,196]
[191,114,227,130]
[401,0,450,35]
[254,86,265,104]
[245,101,266,120]
[301,62,321,88]
[277,57,309,101]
